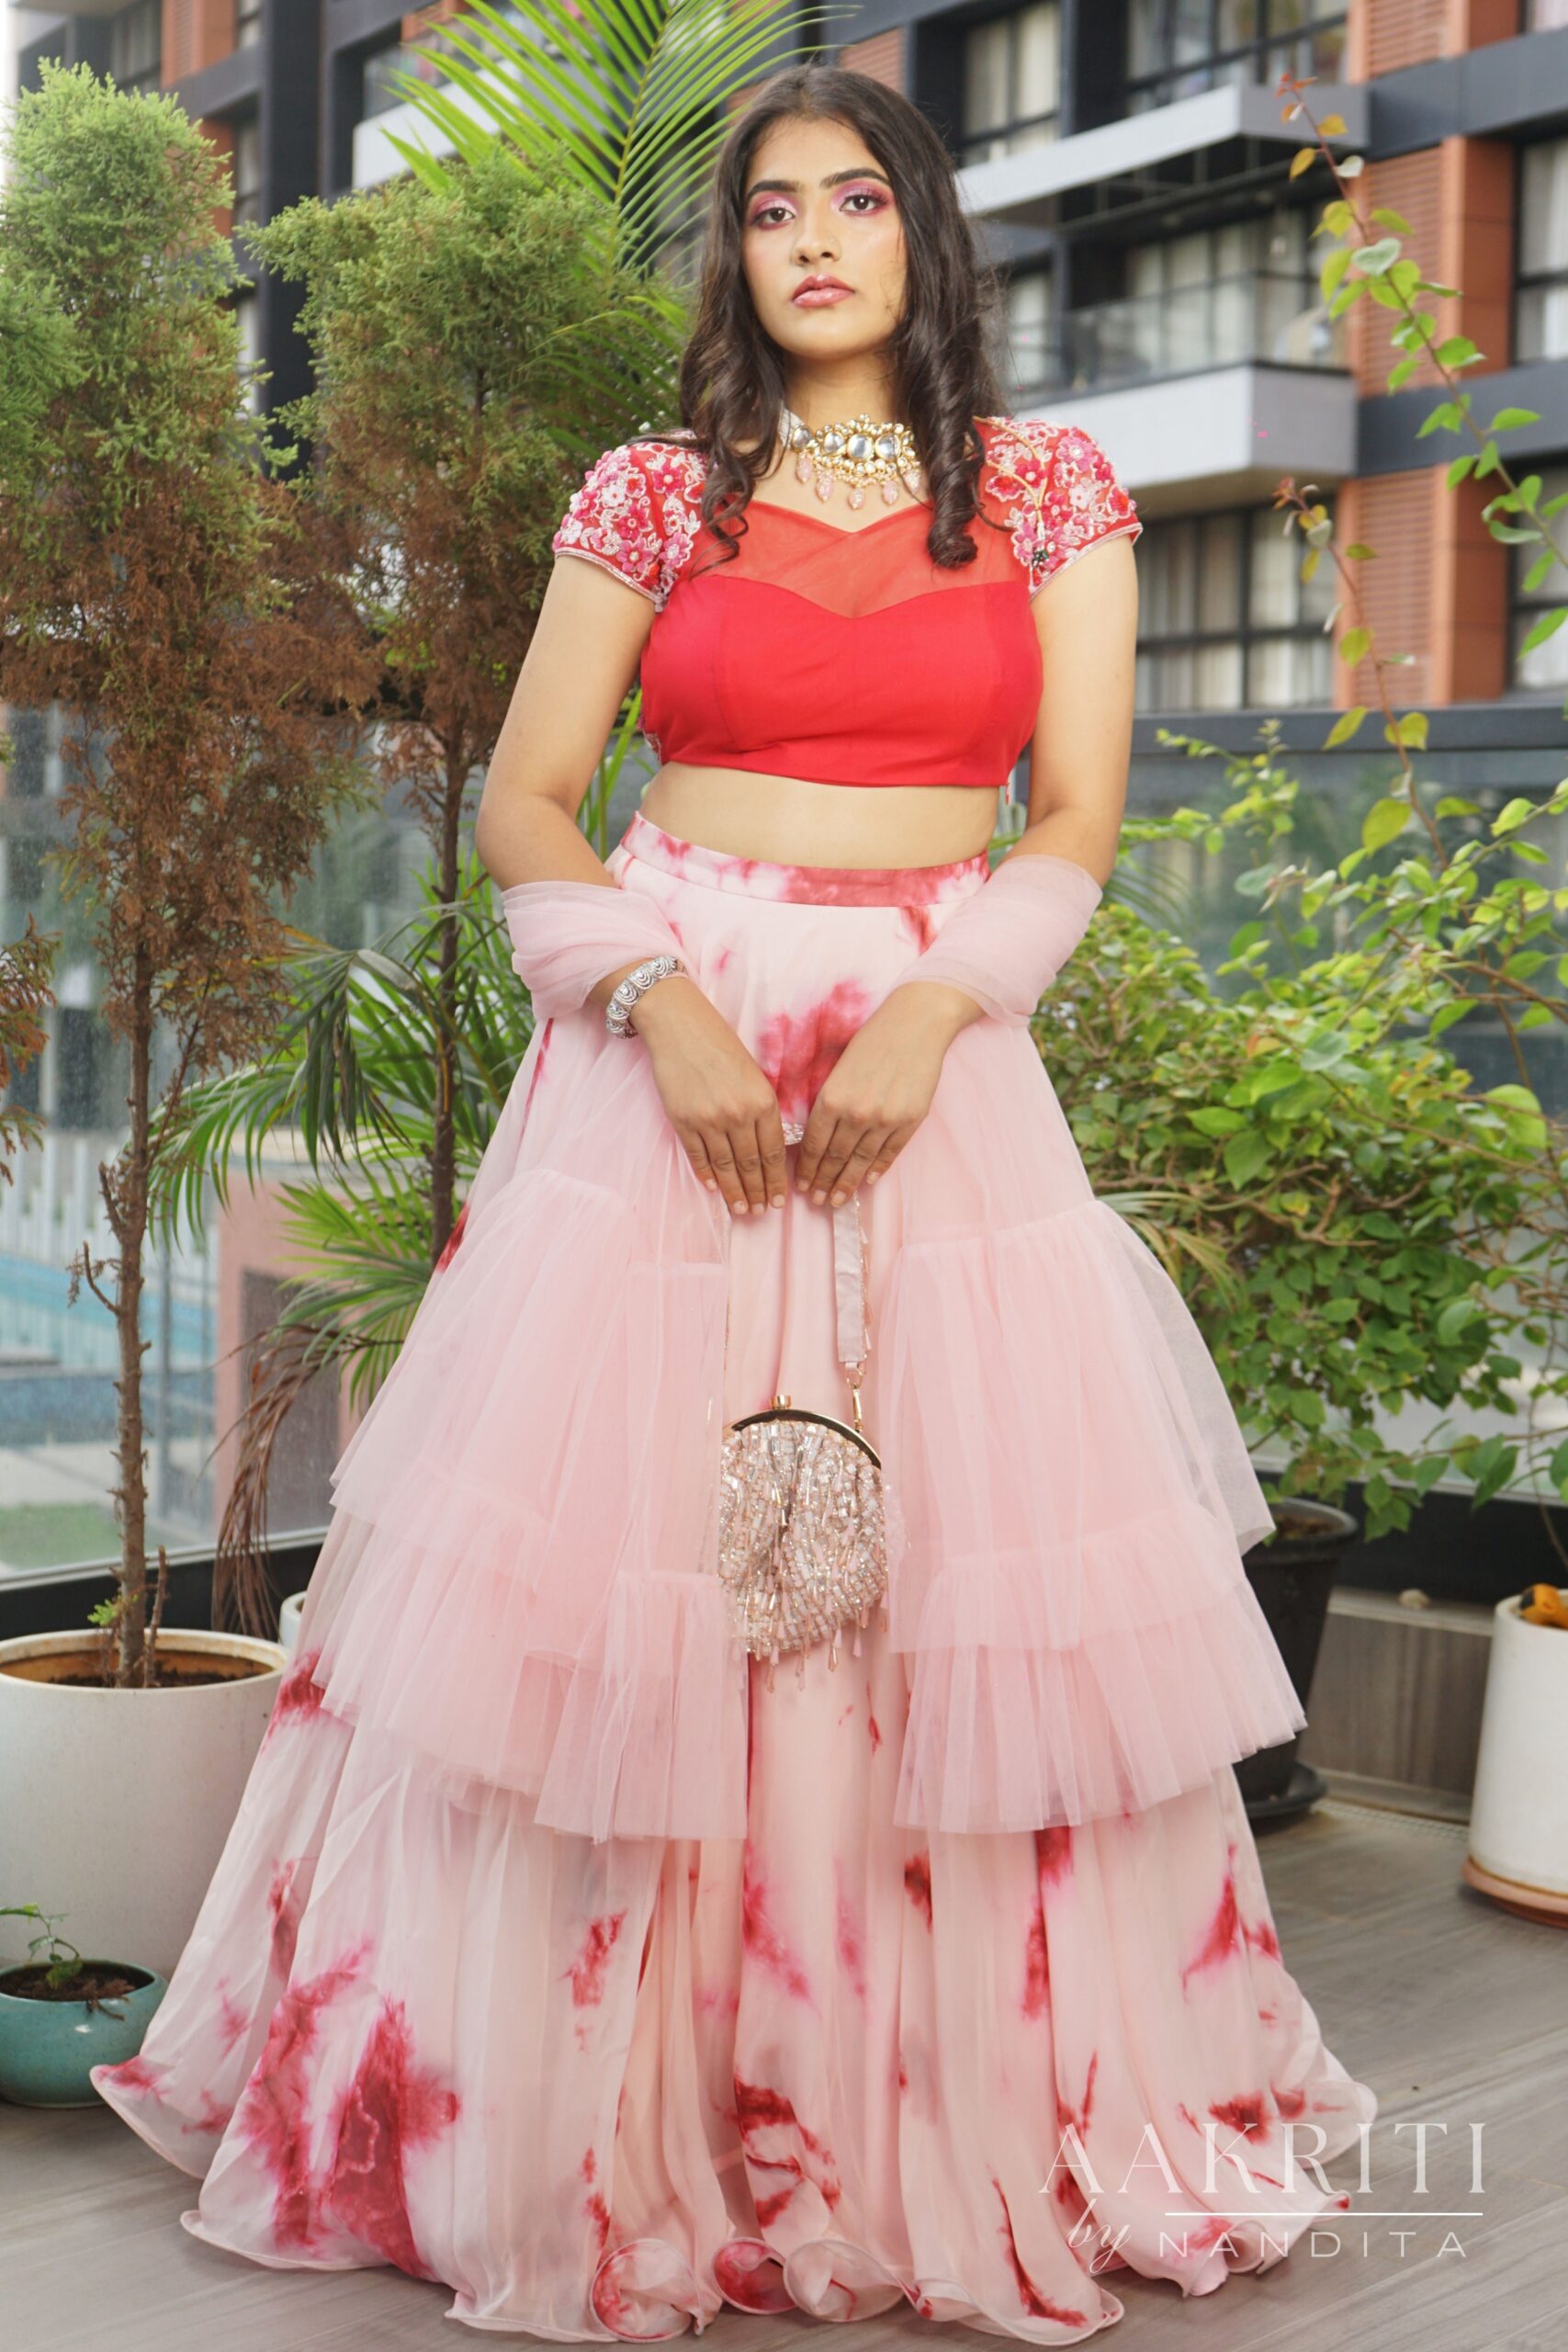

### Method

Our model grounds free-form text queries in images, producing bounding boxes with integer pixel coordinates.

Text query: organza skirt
[90,811,1376,2340]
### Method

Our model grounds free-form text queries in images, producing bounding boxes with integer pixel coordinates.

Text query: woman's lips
[793,284,852,307]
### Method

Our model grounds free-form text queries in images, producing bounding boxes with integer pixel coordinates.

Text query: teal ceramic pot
[0,1962,167,2108]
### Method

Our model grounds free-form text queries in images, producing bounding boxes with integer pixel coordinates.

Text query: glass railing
[1025,272,1347,397]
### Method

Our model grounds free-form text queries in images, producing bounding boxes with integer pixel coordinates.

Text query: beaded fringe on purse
[716,1159,889,1690]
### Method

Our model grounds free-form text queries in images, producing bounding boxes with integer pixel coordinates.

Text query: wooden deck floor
[9,1797,1565,2352]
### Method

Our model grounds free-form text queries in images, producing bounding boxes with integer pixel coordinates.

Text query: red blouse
[548,413,1140,790]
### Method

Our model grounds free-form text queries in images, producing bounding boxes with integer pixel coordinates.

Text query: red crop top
[548,413,1140,790]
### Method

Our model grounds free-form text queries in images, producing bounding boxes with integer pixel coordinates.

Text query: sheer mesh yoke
[686,496,1021,616]
[549,415,1143,790]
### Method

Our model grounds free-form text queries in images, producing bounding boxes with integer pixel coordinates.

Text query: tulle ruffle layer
[91,1619,1375,2343]
[292,820,1296,1842]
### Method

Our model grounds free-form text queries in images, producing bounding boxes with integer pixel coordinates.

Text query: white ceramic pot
[277,1591,308,1656]
[0,1629,287,1978]
[1462,1592,1568,1923]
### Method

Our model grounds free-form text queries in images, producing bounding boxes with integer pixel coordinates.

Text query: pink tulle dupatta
[892,847,1102,1023]
[501,876,685,1020]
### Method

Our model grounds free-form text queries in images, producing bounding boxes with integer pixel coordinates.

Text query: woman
[91,64,1376,2344]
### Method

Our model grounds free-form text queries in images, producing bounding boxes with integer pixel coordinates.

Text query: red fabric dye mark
[581,2146,597,2184]
[866,1684,882,1753]
[263,1647,325,1745]
[991,2179,1087,2326]
[1055,2052,1098,2143]
[740,1844,812,2002]
[216,1982,250,2056]
[1034,1825,1074,1884]
[899,903,939,954]
[1210,2093,1269,2141]
[184,2089,236,2137]
[1180,1857,1243,1988]
[1245,1914,1282,1962]
[834,1864,868,2002]
[236,1945,368,2253]
[1183,2215,1236,2256]
[1272,2083,1307,2120]
[903,1851,933,1930]
[733,2076,841,2213]
[434,1199,469,1273]
[755,981,873,1131]
[104,2053,162,2096]
[322,1997,461,2278]
[1021,1908,1051,2021]
[267,1858,304,1983]
[564,1910,626,2008]
[584,2188,612,2259]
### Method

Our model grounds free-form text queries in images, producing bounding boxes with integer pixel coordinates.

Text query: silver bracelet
[604,954,686,1036]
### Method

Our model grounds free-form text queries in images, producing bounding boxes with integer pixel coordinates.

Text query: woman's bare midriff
[638,762,1000,870]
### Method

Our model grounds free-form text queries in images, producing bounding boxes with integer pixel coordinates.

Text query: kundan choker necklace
[776,403,924,509]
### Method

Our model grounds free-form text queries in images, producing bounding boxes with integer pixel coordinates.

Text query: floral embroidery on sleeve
[979,416,1141,595]
[550,435,705,613]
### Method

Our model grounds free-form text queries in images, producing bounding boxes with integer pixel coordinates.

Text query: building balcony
[1026,358,1356,513]
[1029,272,1346,401]
[959,78,1366,232]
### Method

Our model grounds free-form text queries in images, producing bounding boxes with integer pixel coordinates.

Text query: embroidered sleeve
[983,416,1142,597]
[549,437,702,613]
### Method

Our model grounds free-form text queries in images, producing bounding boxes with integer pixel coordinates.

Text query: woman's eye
[841,190,887,214]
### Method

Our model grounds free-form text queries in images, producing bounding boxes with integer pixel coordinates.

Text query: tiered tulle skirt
[91,812,1376,2339]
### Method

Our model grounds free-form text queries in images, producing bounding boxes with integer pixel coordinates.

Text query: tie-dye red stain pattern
[1180,1843,1282,1992]
[754,981,874,1134]
[992,2179,1089,2326]
[732,2075,842,2224]
[260,1646,326,1747]
[232,1942,460,2275]
[740,1844,813,2003]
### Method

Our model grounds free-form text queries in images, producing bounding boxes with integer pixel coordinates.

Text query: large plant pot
[0,1960,167,2108]
[1462,1592,1568,1925]
[278,1590,308,1656]
[1234,1498,1359,1825]
[0,1629,286,1980]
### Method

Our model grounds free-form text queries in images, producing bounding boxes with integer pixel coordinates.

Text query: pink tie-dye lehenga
[91,807,1375,2342]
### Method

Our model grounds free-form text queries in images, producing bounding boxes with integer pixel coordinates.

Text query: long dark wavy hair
[639,65,1010,574]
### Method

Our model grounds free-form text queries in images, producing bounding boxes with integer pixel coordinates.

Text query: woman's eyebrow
[743,167,892,200]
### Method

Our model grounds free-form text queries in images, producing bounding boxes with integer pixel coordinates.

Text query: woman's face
[739,114,908,370]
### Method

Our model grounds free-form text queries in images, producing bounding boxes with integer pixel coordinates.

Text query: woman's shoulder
[974,413,1142,594]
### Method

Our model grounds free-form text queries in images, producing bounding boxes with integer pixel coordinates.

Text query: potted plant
[0,1905,167,2108]
[1463,1583,1568,1923]
[0,67,378,1970]
[1036,72,1568,1826]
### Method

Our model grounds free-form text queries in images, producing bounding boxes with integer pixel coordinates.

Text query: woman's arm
[791,533,1139,1208]
[475,554,790,1216]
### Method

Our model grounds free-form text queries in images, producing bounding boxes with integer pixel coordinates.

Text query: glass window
[1047,208,1338,394]
[1125,1,1347,110]
[1134,502,1335,713]
[109,0,161,93]
[231,118,262,224]
[1003,267,1055,397]
[961,3,1061,165]
[236,0,264,49]
[1517,140,1568,365]
[0,700,433,1581]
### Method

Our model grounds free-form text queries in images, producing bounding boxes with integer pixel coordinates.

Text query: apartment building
[13,0,1568,728]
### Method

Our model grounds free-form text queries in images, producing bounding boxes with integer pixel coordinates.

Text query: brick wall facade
[162,0,236,84]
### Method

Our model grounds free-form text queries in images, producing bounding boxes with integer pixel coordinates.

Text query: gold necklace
[776,403,924,510]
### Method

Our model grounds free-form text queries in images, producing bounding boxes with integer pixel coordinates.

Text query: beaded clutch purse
[716,1174,888,1690]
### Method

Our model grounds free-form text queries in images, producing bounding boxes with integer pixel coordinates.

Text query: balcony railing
[1023,272,1347,399]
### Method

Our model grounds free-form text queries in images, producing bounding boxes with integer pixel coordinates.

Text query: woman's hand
[630,977,789,1216]
[795,982,980,1206]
